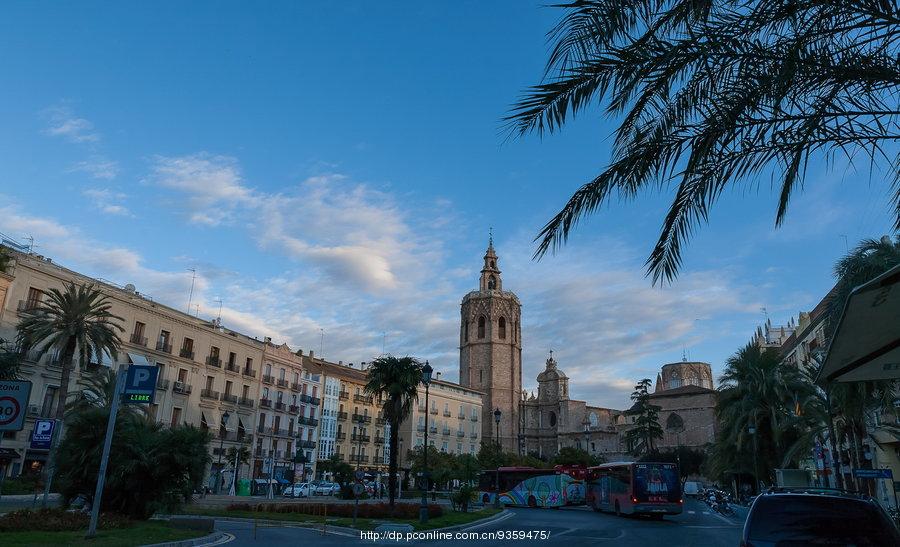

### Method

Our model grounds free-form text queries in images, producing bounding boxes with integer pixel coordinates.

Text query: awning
[817,264,900,385]
[126,352,152,367]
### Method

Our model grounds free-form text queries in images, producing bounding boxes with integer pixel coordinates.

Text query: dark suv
[741,488,900,546]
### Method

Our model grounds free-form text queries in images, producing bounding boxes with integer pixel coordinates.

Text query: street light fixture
[215,410,231,494]
[353,414,365,526]
[582,418,591,453]
[748,424,759,494]
[420,360,433,524]
[494,408,502,447]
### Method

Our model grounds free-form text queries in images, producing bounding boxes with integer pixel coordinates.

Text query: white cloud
[83,188,132,217]
[42,106,100,143]
[70,157,119,180]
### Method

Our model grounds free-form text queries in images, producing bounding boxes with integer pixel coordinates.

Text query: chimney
[436,371,442,381]
[296,348,303,356]
[309,350,315,359]
[338,360,343,365]
[264,336,272,344]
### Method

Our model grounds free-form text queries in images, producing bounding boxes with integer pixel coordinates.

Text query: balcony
[417,425,426,432]
[470,415,478,422]
[458,413,465,419]
[275,402,286,411]
[334,452,345,461]
[457,430,465,438]
[130,333,148,346]
[302,416,320,427]
[337,411,348,421]
[276,379,289,388]
[336,432,346,441]
[225,363,240,373]
[349,455,369,464]
[274,428,289,437]
[442,428,451,436]
[430,407,438,415]
[156,379,170,391]
[259,398,272,408]
[173,381,192,395]
[470,432,478,438]
[238,397,254,407]
[242,368,256,378]
[206,356,222,368]
[443,410,452,417]
[429,425,437,433]
[289,404,300,413]
[353,394,373,404]
[17,299,42,314]
[254,447,263,457]
[200,388,219,400]
[338,391,349,401]
[299,440,316,449]
[290,382,302,392]
[374,436,385,444]
[375,417,386,425]
[351,434,371,443]
[155,340,172,354]
[300,394,321,406]
[418,406,426,413]
[262,375,275,385]
[351,414,372,424]
[257,425,266,434]
[221,393,238,404]
[179,348,194,360]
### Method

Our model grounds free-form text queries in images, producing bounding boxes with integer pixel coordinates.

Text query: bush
[0,508,129,532]
[225,502,442,519]
[0,474,41,495]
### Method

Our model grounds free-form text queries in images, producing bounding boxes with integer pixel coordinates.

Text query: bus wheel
[527,495,537,508]
[614,501,621,517]
[482,494,490,504]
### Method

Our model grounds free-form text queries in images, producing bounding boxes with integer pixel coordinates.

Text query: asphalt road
[210,498,746,547]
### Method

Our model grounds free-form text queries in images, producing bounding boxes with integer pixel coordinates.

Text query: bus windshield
[633,463,680,503]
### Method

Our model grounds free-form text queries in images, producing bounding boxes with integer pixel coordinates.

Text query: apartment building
[304,359,391,473]
[0,248,320,487]
[397,373,483,457]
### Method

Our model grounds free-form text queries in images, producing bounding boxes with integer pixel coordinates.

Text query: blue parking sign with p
[31,418,56,449]
[123,364,158,404]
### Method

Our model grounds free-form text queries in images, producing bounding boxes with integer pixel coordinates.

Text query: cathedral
[459,239,718,461]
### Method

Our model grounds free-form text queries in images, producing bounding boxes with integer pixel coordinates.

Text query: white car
[283,482,311,498]
[314,482,339,495]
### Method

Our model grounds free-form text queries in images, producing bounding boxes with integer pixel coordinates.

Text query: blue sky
[0,1,896,408]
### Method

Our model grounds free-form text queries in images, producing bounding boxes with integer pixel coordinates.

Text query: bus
[553,464,587,505]
[587,462,683,518]
[478,467,584,508]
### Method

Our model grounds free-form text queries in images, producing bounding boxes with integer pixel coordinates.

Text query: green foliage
[509,1,900,283]
[66,368,146,419]
[365,355,422,508]
[476,443,551,471]
[551,446,604,467]
[451,483,476,512]
[0,473,41,494]
[0,338,21,380]
[624,379,663,456]
[318,454,354,486]
[0,508,130,532]
[0,245,11,273]
[55,408,210,519]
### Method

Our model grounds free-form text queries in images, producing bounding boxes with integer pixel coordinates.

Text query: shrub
[0,508,129,532]
[224,502,442,520]
[0,474,41,495]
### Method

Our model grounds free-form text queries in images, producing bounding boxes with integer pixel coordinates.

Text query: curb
[430,509,511,533]
[141,530,227,547]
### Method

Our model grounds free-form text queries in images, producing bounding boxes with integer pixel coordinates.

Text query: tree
[640,447,706,483]
[365,355,422,511]
[624,379,663,455]
[507,1,900,283]
[55,407,210,519]
[66,367,146,419]
[551,446,604,467]
[318,454,353,487]
[227,444,252,490]
[0,245,11,273]
[16,282,124,501]
[0,338,20,380]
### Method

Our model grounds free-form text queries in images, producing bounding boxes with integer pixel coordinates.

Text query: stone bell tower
[459,235,522,452]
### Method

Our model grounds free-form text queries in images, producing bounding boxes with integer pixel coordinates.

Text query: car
[683,481,701,498]
[314,482,339,495]
[282,482,311,498]
[741,488,900,547]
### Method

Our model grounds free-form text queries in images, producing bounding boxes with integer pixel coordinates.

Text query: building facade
[0,248,321,488]
[395,374,483,458]
[458,240,522,452]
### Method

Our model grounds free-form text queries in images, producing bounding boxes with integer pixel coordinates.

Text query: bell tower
[459,235,522,452]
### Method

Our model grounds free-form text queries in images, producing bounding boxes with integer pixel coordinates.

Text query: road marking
[702,511,710,514]
[687,510,695,514]
[460,510,514,531]
[198,532,235,545]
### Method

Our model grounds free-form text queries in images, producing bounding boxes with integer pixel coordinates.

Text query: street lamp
[420,360,433,524]
[353,414,365,526]
[215,410,231,494]
[748,424,758,494]
[494,408,502,447]
[582,418,591,453]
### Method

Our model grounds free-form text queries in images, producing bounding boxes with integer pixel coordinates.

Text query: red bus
[553,464,587,505]
[478,466,583,508]
[587,462,683,518]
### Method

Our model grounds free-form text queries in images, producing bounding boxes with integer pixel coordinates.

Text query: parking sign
[31,418,56,449]
[0,380,32,431]
[123,364,158,404]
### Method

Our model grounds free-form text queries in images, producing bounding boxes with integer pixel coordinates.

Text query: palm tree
[365,355,422,510]
[66,367,146,418]
[507,1,900,283]
[16,282,124,501]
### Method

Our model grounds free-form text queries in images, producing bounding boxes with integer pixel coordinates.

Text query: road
[208,498,746,546]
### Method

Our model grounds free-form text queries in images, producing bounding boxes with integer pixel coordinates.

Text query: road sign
[355,470,365,480]
[853,468,893,479]
[353,483,365,496]
[0,380,32,431]
[123,364,158,404]
[30,418,56,449]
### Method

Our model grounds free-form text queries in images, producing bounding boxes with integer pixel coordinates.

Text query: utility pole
[86,369,126,538]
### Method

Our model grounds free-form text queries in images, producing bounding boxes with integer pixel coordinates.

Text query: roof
[648,385,716,398]
[778,284,838,358]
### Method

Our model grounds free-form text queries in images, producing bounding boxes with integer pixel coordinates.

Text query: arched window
[477,316,485,338]
[487,275,496,290]
[498,317,506,339]
[666,413,685,432]
[464,320,469,342]
[549,411,557,427]
[490,260,495,268]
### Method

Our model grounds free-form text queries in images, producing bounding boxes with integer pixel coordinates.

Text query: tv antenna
[186,268,197,313]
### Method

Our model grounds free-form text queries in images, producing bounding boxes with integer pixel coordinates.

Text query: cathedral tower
[459,237,522,452]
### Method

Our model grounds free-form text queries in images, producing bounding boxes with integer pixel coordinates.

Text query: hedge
[225,502,443,519]
[0,508,130,532]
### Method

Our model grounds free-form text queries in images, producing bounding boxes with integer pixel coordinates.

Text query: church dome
[536,354,567,382]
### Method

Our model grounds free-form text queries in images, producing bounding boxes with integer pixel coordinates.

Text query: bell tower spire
[480,230,502,291]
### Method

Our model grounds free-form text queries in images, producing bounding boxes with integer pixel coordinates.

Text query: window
[242,385,250,398]
[479,370,483,383]
[264,363,272,376]
[178,368,188,382]
[293,371,299,383]
[441,442,448,452]
[666,413,685,432]
[25,287,43,307]
[209,346,220,359]
[228,352,236,367]
[41,386,59,417]
[498,317,506,339]
[245,357,253,371]
[132,321,146,344]
[477,316,485,338]
[181,337,194,355]
[279,368,285,381]
[205,376,214,390]
[225,380,233,396]
[464,320,469,342]
[158,330,171,348]
[262,387,270,399]
[549,411,557,427]
[487,275,496,290]
[171,407,182,428]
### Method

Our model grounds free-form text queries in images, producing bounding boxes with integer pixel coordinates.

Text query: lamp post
[398,437,404,498]
[749,423,759,494]
[353,414,365,526]
[582,418,591,454]
[494,408,502,448]
[420,360,433,524]
[215,410,231,494]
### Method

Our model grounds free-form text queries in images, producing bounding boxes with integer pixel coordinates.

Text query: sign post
[0,380,32,502]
